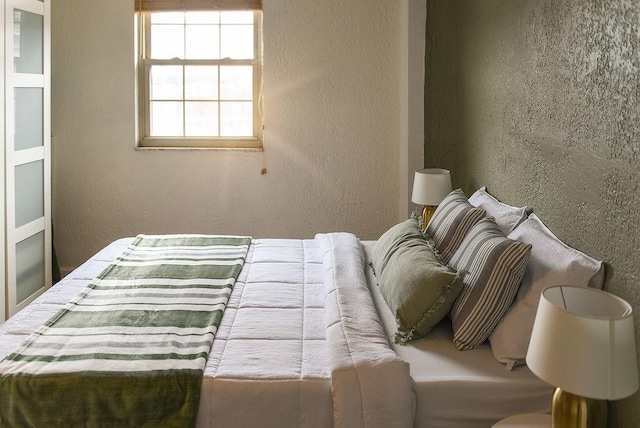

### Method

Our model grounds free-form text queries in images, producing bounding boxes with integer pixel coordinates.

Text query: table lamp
[411,168,452,229]
[526,285,638,428]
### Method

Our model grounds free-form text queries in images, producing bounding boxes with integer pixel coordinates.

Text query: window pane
[221,25,253,59]
[186,25,219,59]
[185,66,218,100]
[220,66,252,100]
[151,25,184,59]
[16,231,45,304]
[185,102,218,136]
[186,11,219,24]
[151,12,183,24]
[151,102,183,136]
[14,10,43,74]
[150,65,183,100]
[220,102,252,136]
[15,160,44,228]
[15,88,43,151]
[220,11,253,24]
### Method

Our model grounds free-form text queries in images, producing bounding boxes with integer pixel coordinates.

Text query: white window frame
[135,10,262,149]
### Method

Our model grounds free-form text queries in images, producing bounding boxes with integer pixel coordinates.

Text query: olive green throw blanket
[0,234,251,428]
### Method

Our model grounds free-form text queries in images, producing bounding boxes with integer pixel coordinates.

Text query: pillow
[372,219,464,343]
[468,186,528,235]
[371,218,423,275]
[489,214,605,369]
[448,217,532,351]
[425,189,486,264]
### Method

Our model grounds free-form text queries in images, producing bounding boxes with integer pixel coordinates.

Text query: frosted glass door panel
[14,9,43,74]
[15,160,44,228]
[15,88,43,150]
[16,231,45,304]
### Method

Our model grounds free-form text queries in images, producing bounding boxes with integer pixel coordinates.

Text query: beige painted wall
[426,0,640,425]
[51,0,421,273]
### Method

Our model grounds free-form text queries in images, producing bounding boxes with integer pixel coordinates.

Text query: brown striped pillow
[448,217,532,351]
[425,189,486,264]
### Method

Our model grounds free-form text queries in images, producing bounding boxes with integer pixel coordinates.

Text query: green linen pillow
[371,218,424,276]
[372,219,464,343]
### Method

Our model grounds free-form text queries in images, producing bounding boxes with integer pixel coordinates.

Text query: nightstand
[493,413,551,427]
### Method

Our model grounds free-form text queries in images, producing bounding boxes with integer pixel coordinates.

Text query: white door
[5,0,50,318]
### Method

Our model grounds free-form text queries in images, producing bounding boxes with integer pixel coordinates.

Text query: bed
[0,188,605,427]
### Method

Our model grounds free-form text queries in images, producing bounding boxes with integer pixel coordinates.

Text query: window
[135,0,262,149]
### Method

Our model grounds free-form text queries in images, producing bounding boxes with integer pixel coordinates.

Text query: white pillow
[489,214,605,370]
[468,186,528,235]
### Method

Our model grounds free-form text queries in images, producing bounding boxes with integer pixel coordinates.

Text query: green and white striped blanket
[0,234,251,428]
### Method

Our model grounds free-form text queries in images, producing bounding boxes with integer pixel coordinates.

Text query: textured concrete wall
[426,0,640,424]
[424,0,459,178]
[51,0,407,272]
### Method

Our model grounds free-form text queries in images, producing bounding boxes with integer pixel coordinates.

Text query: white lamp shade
[411,169,452,206]
[526,285,638,400]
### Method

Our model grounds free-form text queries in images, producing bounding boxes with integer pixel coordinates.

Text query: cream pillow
[468,186,528,235]
[489,214,605,370]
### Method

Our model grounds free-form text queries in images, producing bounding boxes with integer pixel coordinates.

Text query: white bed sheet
[361,241,553,427]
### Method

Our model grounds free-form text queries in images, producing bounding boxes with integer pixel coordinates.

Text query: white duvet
[0,234,414,428]
[199,233,414,427]
[318,233,414,428]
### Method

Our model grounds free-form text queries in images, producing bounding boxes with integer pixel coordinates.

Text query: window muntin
[137,10,262,148]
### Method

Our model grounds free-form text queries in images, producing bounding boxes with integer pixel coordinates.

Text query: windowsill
[134,146,264,152]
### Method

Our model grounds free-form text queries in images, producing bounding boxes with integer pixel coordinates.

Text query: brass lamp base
[552,388,607,428]
[421,205,437,230]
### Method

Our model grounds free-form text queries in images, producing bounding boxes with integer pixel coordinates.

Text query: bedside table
[493,413,551,427]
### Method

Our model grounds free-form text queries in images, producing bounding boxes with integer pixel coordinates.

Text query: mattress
[0,236,552,427]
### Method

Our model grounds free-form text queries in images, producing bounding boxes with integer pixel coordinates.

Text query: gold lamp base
[552,388,607,428]
[421,205,437,230]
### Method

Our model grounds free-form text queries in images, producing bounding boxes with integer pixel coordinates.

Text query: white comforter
[199,233,414,427]
[319,233,415,427]
[0,233,414,427]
